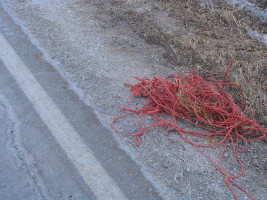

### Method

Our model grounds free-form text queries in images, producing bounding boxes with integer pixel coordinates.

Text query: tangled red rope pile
[112,61,267,200]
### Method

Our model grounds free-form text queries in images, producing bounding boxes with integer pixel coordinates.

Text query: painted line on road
[0,33,128,200]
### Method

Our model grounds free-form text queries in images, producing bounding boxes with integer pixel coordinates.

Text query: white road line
[0,33,128,200]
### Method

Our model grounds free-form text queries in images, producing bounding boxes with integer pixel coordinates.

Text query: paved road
[0,5,162,200]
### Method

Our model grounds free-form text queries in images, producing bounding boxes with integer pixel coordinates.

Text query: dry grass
[92,0,267,125]
[251,0,267,8]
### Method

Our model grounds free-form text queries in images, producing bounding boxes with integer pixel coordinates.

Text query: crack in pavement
[0,93,52,200]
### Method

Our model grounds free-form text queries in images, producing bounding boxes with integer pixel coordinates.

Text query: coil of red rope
[112,61,267,200]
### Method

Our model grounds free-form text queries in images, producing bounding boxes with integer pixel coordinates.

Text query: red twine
[112,61,267,199]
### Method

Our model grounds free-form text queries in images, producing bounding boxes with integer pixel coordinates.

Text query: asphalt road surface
[0,4,162,200]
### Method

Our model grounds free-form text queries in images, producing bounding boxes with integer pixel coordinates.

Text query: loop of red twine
[112,61,266,200]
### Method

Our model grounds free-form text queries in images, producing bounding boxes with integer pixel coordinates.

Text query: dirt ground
[92,0,267,125]
[2,0,266,199]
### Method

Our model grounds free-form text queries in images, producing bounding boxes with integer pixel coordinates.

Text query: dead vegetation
[92,0,267,125]
[252,0,267,8]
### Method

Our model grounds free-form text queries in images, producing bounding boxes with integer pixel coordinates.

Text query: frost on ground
[227,0,267,44]
[228,0,267,23]
[248,28,267,44]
